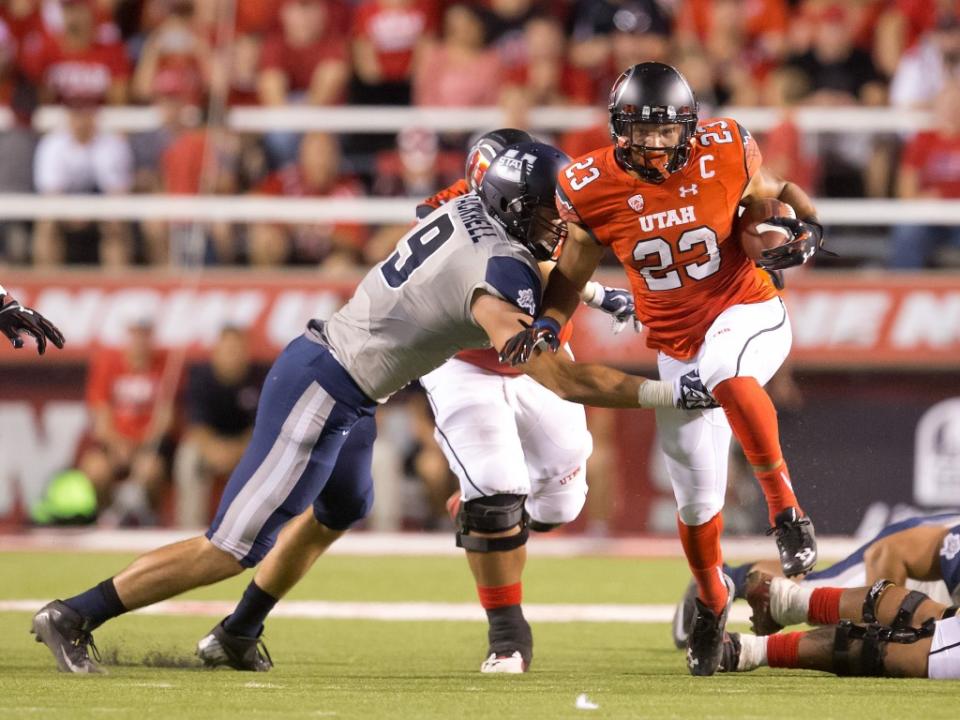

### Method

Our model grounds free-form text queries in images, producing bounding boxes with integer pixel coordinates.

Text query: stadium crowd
[0,0,959,269]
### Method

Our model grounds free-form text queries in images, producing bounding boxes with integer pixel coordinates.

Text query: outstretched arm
[471,291,673,409]
[862,526,949,586]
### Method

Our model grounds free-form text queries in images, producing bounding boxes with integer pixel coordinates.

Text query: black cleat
[685,575,734,677]
[671,578,698,649]
[719,632,742,673]
[767,507,817,577]
[196,619,273,672]
[31,600,103,674]
[483,605,532,674]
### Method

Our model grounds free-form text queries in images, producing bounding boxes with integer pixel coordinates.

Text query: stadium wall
[2,270,959,534]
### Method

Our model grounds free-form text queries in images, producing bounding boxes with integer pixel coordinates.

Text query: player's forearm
[864,540,909,586]
[526,357,673,409]
[540,266,584,326]
[777,181,818,222]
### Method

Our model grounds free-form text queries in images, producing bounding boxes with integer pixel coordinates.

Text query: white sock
[737,634,768,671]
[769,577,814,627]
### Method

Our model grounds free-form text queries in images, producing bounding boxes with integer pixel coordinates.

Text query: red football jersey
[556,117,777,360]
[421,179,573,376]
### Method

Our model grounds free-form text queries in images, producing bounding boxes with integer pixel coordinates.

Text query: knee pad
[678,502,723,528]
[456,494,529,553]
[528,519,562,532]
[862,580,931,629]
[832,621,887,677]
[832,619,936,677]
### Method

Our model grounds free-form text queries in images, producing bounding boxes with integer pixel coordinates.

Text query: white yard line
[0,530,863,560]
[0,599,753,624]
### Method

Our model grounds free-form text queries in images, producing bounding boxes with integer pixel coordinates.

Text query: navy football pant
[207,335,377,567]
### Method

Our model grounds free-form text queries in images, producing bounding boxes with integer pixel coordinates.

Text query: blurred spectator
[373,126,462,199]
[1,0,48,73]
[0,13,38,264]
[413,4,502,107]
[131,0,210,105]
[218,32,261,106]
[566,0,673,105]
[173,326,260,528]
[787,5,887,198]
[876,0,960,78]
[678,0,786,104]
[25,0,129,105]
[351,0,437,106]
[130,74,203,264]
[161,121,242,263]
[79,314,174,526]
[890,13,960,108]
[758,66,819,193]
[501,16,590,110]
[249,131,367,267]
[258,0,349,107]
[481,0,542,70]
[32,99,133,266]
[787,5,886,107]
[257,0,350,166]
[889,81,960,268]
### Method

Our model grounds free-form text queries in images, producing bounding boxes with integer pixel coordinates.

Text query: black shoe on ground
[767,507,817,577]
[685,575,734,677]
[31,600,103,674]
[196,619,273,671]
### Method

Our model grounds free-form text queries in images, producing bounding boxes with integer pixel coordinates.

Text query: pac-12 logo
[628,193,645,212]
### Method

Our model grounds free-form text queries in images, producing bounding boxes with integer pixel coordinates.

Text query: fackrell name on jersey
[637,206,696,233]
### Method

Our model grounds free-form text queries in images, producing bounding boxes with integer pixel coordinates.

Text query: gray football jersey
[320,193,542,402]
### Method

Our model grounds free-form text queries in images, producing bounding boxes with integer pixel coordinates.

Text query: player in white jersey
[419,129,638,674]
[672,512,960,648]
[0,284,64,354]
[32,141,714,674]
[718,579,960,680]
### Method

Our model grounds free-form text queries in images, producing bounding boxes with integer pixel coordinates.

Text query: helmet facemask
[610,108,697,184]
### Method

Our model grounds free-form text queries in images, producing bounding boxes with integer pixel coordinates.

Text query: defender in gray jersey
[31,142,713,675]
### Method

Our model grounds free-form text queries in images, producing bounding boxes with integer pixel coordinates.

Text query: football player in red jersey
[501,62,828,676]
[0,285,64,355]
[418,129,640,673]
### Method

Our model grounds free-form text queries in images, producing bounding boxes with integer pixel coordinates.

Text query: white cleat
[480,651,527,674]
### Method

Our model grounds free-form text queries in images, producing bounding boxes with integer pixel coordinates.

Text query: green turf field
[1,551,955,720]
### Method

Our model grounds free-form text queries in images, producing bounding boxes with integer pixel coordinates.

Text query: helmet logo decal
[497,148,538,183]
[628,193,645,212]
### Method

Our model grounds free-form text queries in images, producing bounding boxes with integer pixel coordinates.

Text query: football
[735,199,797,261]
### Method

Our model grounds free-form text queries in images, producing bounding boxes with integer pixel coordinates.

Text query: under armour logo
[795,548,816,564]
[679,184,698,197]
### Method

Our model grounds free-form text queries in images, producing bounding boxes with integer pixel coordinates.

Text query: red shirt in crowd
[27,33,129,102]
[901,130,960,198]
[259,32,348,94]
[255,164,368,254]
[86,348,168,443]
[352,0,437,82]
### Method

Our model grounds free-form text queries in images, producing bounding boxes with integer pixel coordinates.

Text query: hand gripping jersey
[322,194,543,401]
[556,118,777,360]
[419,181,573,376]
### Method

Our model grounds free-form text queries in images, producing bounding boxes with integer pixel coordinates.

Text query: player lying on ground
[672,510,960,648]
[720,578,960,679]
[500,61,830,676]
[31,140,714,674]
[0,284,65,355]
[417,128,640,674]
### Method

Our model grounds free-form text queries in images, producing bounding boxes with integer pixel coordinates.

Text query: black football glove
[0,292,65,355]
[499,317,561,367]
[756,217,826,271]
[674,370,720,410]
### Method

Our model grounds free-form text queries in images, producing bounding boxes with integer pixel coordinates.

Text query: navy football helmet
[479,141,571,261]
